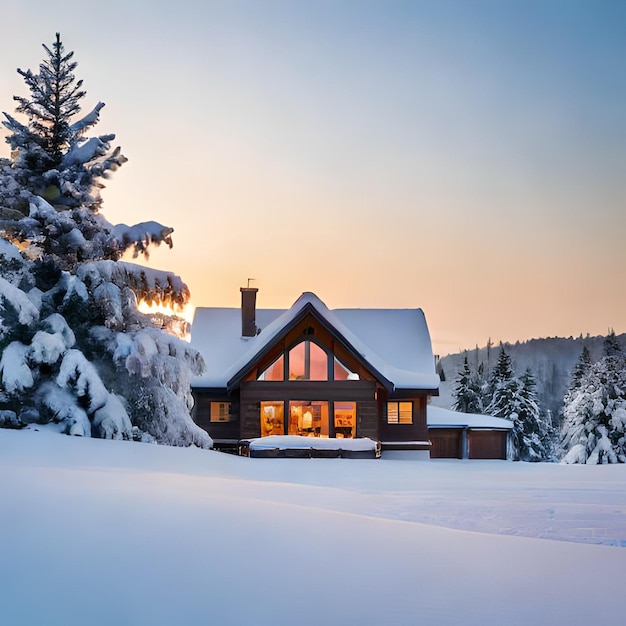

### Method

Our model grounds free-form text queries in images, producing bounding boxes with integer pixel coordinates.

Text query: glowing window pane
[288,341,328,381]
[288,401,329,437]
[260,401,284,436]
[387,401,413,424]
[334,402,356,438]
[258,354,284,381]
[333,357,358,381]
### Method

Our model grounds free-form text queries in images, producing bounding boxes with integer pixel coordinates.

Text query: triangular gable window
[257,354,284,381]
[333,356,359,381]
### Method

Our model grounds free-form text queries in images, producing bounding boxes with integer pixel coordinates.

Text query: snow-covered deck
[241,435,381,459]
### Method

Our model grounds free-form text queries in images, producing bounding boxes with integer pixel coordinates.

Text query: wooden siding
[191,391,240,441]
[468,430,508,460]
[429,428,463,459]
[356,400,378,440]
[378,394,429,444]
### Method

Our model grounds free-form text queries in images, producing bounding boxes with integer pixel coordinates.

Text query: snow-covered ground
[2,429,626,626]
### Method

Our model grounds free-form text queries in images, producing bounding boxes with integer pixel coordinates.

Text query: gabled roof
[190,292,440,392]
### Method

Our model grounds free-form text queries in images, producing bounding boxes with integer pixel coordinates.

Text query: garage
[428,406,512,460]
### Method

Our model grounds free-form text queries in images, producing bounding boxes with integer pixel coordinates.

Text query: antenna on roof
[247,278,255,288]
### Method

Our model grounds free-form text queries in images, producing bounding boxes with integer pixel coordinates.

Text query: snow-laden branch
[69,101,105,135]
[111,221,174,258]
[76,259,190,308]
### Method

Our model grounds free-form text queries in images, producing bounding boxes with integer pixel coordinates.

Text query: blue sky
[1,1,625,354]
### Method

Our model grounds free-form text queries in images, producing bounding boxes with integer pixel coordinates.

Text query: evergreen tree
[0,35,211,449]
[514,369,553,461]
[2,33,126,213]
[452,355,483,413]
[483,346,552,461]
[603,329,622,358]
[569,345,592,390]
[560,343,626,464]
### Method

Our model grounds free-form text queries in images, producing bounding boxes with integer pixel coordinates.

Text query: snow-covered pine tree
[452,355,483,414]
[569,345,592,391]
[2,33,126,213]
[514,368,553,461]
[483,345,552,461]
[560,332,626,464]
[0,35,211,449]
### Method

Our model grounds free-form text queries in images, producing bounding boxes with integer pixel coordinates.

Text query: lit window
[288,341,328,380]
[260,401,284,436]
[257,354,284,381]
[210,402,232,423]
[334,402,356,438]
[387,401,412,424]
[288,401,329,437]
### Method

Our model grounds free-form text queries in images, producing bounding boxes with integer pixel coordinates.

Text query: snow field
[1,428,626,626]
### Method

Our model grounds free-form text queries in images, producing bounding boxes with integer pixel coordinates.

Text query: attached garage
[428,406,512,460]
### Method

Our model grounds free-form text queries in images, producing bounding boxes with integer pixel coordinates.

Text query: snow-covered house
[190,289,440,457]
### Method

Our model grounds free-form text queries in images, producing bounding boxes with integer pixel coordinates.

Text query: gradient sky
[1,0,625,356]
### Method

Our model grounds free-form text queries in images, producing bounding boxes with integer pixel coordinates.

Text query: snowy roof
[427,406,513,430]
[190,292,440,391]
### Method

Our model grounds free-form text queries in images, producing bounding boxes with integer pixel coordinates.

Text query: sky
[1,0,625,356]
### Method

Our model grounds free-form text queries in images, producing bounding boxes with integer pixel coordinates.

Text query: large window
[288,401,329,437]
[210,402,232,423]
[260,401,284,436]
[288,341,328,380]
[387,401,413,424]
[334,402,356,438]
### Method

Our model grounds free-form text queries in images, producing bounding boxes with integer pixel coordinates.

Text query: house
[189,288,440,457]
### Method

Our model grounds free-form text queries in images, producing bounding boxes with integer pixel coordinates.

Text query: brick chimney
[240,286,258,337]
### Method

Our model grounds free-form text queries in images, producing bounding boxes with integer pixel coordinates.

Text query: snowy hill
[436,333,626,418]
[2,428,626,626]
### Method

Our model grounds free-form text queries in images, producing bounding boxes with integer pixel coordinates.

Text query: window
[334,402,356,438]
[210,402,232,423]
[288,341,328,381]
[333,357,359,381]
[260,401,284,437]
[288,401,329,437]
[257,354,284,381]
[387,401,412,424]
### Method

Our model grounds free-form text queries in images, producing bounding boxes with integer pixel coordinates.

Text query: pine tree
[2,33,126,213]
[514,369,553,461]
[569,345,592,390]
[0,35,211,449]
[452,355,483,414]
[483,346,552,460]
[560,337,626,464]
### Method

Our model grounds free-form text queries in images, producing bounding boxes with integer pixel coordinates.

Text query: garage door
[468,430,507,460]
[429,428,462,459]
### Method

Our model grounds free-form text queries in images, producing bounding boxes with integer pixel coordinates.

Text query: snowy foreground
[2,430,626,626]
